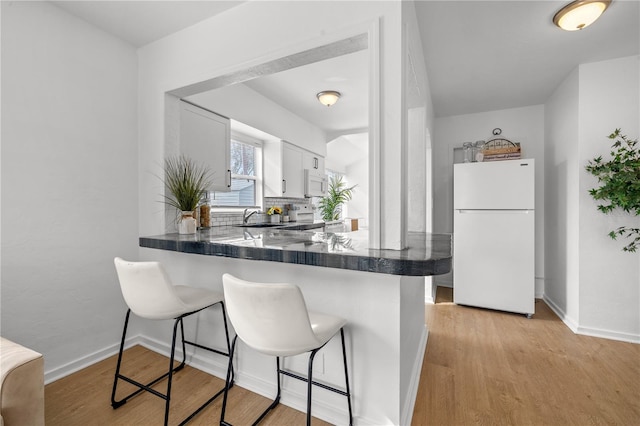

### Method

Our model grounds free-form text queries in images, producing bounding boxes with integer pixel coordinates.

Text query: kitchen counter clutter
[139,226,452,276]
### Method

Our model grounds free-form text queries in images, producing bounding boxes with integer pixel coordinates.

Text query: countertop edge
[139,230,452,277]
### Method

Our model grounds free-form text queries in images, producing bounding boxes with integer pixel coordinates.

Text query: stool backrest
[222,274,321,356]
[114,257,187,320]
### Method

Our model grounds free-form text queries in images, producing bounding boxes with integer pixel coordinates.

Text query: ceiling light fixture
[553,0,611,31]
[317,91,341,107]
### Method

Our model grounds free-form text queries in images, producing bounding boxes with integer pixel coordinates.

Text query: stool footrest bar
[184,340,230,358]
[112,365,181,405]
[279,368,350,397]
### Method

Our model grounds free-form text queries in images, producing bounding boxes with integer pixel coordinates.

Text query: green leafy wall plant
[319,175,356,222]
[585,129,640,252]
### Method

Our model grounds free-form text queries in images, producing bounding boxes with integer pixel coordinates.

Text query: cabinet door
[303,151,325,175]
[315,155,325,176]
[282,143,304,198]
[180,101,231,192]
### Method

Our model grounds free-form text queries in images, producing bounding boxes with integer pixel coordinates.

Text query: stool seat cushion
[222,274,347,357]
[114,257,223,320]
[309,311,347,349]
[174,285,224,315]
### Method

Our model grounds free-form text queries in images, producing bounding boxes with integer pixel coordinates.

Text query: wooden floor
[45,344,330,426]
[412,287,640,425]
[45,287,640,425]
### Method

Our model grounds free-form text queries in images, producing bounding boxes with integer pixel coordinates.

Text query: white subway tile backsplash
[206,198,314,227]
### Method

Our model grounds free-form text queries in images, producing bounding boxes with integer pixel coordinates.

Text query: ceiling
[244,49,369,141]
[52,0,639,133]
[52,1,242,47]
[415,0,639,117]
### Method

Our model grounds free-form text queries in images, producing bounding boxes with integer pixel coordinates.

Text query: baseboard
[543,296,639,344]
[576,325,640,344]
[44,335,143,384]
[400,325,428,426]
[542,295,579,332]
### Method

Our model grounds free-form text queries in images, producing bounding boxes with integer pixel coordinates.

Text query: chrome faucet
[243,208,258,224]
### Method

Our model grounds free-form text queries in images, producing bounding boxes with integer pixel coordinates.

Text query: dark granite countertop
[139,225,452,277]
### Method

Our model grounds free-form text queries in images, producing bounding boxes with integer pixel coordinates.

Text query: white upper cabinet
[264,140,308,198]
[179,101,231,192]
[282,142,305,198]
[303,150,325,176]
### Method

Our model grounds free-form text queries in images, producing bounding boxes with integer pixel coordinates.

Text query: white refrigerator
[453,159,535,317]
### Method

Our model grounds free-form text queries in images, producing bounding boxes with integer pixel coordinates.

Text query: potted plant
[585,128,640,252]
[318,175,356,223]
[266,206,283,223]
[163,155,213,234]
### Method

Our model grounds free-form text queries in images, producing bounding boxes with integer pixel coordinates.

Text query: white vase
[178,211,197,234]
[270,215,281,223]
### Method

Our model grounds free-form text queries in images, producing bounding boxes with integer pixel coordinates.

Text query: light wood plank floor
[412,287,640,425]
[45,288,640,425]
[45,344,330,426]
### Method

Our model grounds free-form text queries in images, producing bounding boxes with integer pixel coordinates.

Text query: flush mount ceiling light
[317,91,341,107]
[553,0,611,31]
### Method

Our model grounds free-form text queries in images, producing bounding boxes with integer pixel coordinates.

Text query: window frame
[210,131,263,210]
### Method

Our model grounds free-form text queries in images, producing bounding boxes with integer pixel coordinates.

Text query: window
[210,136,262,208]
[326,169,343,184]
[314,169,348,220]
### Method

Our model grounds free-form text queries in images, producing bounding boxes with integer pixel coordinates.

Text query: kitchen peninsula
[139,227,451,426]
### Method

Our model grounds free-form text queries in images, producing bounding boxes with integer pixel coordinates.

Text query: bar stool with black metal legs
[111,257,234,426]
[220,273,353,426]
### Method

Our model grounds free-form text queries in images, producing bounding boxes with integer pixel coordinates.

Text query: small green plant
[585,129,640,252]
[163,155,213,212]
[319,175,356,222]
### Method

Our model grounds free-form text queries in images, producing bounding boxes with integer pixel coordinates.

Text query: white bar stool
[111,257,234,426]
[220,273,353,426]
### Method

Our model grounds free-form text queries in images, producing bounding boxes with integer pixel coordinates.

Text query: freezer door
[453,209,535,315]
[454,159,535,210]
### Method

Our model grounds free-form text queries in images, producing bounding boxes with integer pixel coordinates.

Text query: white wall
[403,1,435,236]
[1,1,139,379]
[577,56,639,341]
[545,55,639,343]
[544,68,581,326]
[433,105,546,294]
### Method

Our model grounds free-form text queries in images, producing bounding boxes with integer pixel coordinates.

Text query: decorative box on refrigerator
[453,159,535,317]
